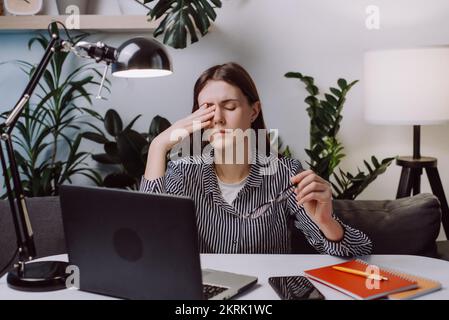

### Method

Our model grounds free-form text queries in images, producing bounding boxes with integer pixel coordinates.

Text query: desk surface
[1,254,448,300]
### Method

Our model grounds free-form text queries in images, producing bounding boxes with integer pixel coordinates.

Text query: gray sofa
[290,193,442,257]
[0,193,445,278]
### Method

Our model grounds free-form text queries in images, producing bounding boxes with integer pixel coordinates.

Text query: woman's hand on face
[152,103,216,152]
[290,170,334,227]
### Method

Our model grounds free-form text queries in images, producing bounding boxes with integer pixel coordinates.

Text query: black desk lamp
[0,22,172,291]
[364,47,449,236]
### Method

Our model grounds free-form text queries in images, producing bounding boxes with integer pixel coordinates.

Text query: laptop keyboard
[203,284,228,299]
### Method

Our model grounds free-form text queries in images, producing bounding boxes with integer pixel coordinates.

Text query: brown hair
[191,62,270,155]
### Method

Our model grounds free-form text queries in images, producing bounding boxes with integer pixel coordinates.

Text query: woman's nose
[213,106,225,125]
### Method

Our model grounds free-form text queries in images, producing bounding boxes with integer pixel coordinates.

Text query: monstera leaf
[144,0,222,49]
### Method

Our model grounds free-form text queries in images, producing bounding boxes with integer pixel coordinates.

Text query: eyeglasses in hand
[241,183,297,219]
[241,158,302,219]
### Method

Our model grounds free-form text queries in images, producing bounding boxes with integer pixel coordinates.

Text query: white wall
[1,0,449,238]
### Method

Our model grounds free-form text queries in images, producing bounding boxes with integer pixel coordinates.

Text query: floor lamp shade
[364,47,449,125]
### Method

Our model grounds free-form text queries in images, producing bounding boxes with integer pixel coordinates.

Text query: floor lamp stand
[396,125,449,237]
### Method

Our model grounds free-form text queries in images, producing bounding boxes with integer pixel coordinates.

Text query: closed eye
[223,102,238,110]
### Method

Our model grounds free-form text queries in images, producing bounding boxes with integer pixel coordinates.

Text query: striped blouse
[139,151,372,257]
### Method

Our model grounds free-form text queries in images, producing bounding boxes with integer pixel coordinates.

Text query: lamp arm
[4,35,60,133]
[0,31,62,264]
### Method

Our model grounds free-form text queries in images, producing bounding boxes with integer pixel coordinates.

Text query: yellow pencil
[332,266,389,281]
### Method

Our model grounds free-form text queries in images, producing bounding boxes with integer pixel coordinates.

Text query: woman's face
[197,80,260,150]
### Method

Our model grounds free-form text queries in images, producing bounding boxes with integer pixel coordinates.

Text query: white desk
[1,254,448,300]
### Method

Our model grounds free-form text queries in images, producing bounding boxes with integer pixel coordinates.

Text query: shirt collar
[202,148,274,195]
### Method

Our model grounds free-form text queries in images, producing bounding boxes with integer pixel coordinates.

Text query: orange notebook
[387,273,441,300]
[304,259,419,300]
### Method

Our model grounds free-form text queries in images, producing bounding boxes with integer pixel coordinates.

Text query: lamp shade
[364,47,449,125]
[111,37,172,78]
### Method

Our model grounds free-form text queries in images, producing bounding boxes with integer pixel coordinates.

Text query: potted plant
[0,30,105,197]
[82,109,171,189]
[285,72,395,200]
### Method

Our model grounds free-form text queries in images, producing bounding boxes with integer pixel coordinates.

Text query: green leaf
[337,78,348,89]
[306,85,319,96]
[284,72,303,79]
[92,153,121,165]
[104,142,121,163]
[330,87,341,98]
[209,0,222,7]
[82,132,109,144]
[105,109,123,136]
[325,94,338,106]
[304,96,318,107]
[116,130,148,176]
[290,70,393,199]
[149,0,220,48]
[149,115,171,136]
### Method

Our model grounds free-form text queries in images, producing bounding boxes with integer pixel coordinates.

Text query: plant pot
[57,0,88,15]
[118,0,147,15]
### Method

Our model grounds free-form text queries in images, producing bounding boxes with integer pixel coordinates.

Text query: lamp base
[7,261,69,292]
[396,156,449,237]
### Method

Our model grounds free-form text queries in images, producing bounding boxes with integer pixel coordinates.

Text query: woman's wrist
[317,217,344,242]
[150,136,170,153]
[144,137,170,181]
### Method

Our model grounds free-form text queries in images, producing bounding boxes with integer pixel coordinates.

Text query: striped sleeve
[139,161,184,195]
[286,159,373,257]
[291,209,373,257]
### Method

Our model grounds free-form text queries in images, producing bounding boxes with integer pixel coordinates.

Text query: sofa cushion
[0,197,66,277]
[291,193,441,257]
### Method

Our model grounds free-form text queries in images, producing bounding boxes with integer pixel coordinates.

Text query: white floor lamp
[364,47,449,237]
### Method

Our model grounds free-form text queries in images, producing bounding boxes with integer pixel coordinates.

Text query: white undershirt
[217,176,247,205]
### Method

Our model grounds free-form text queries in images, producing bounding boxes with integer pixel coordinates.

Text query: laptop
[59,185,257,300]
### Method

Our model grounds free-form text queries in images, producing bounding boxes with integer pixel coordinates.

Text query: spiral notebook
[304,259,419,300]
[386,272,441,300]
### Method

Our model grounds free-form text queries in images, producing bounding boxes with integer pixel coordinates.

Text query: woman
[140,62,372,256]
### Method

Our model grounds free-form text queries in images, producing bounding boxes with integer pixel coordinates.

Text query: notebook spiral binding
[355,258,419,282]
